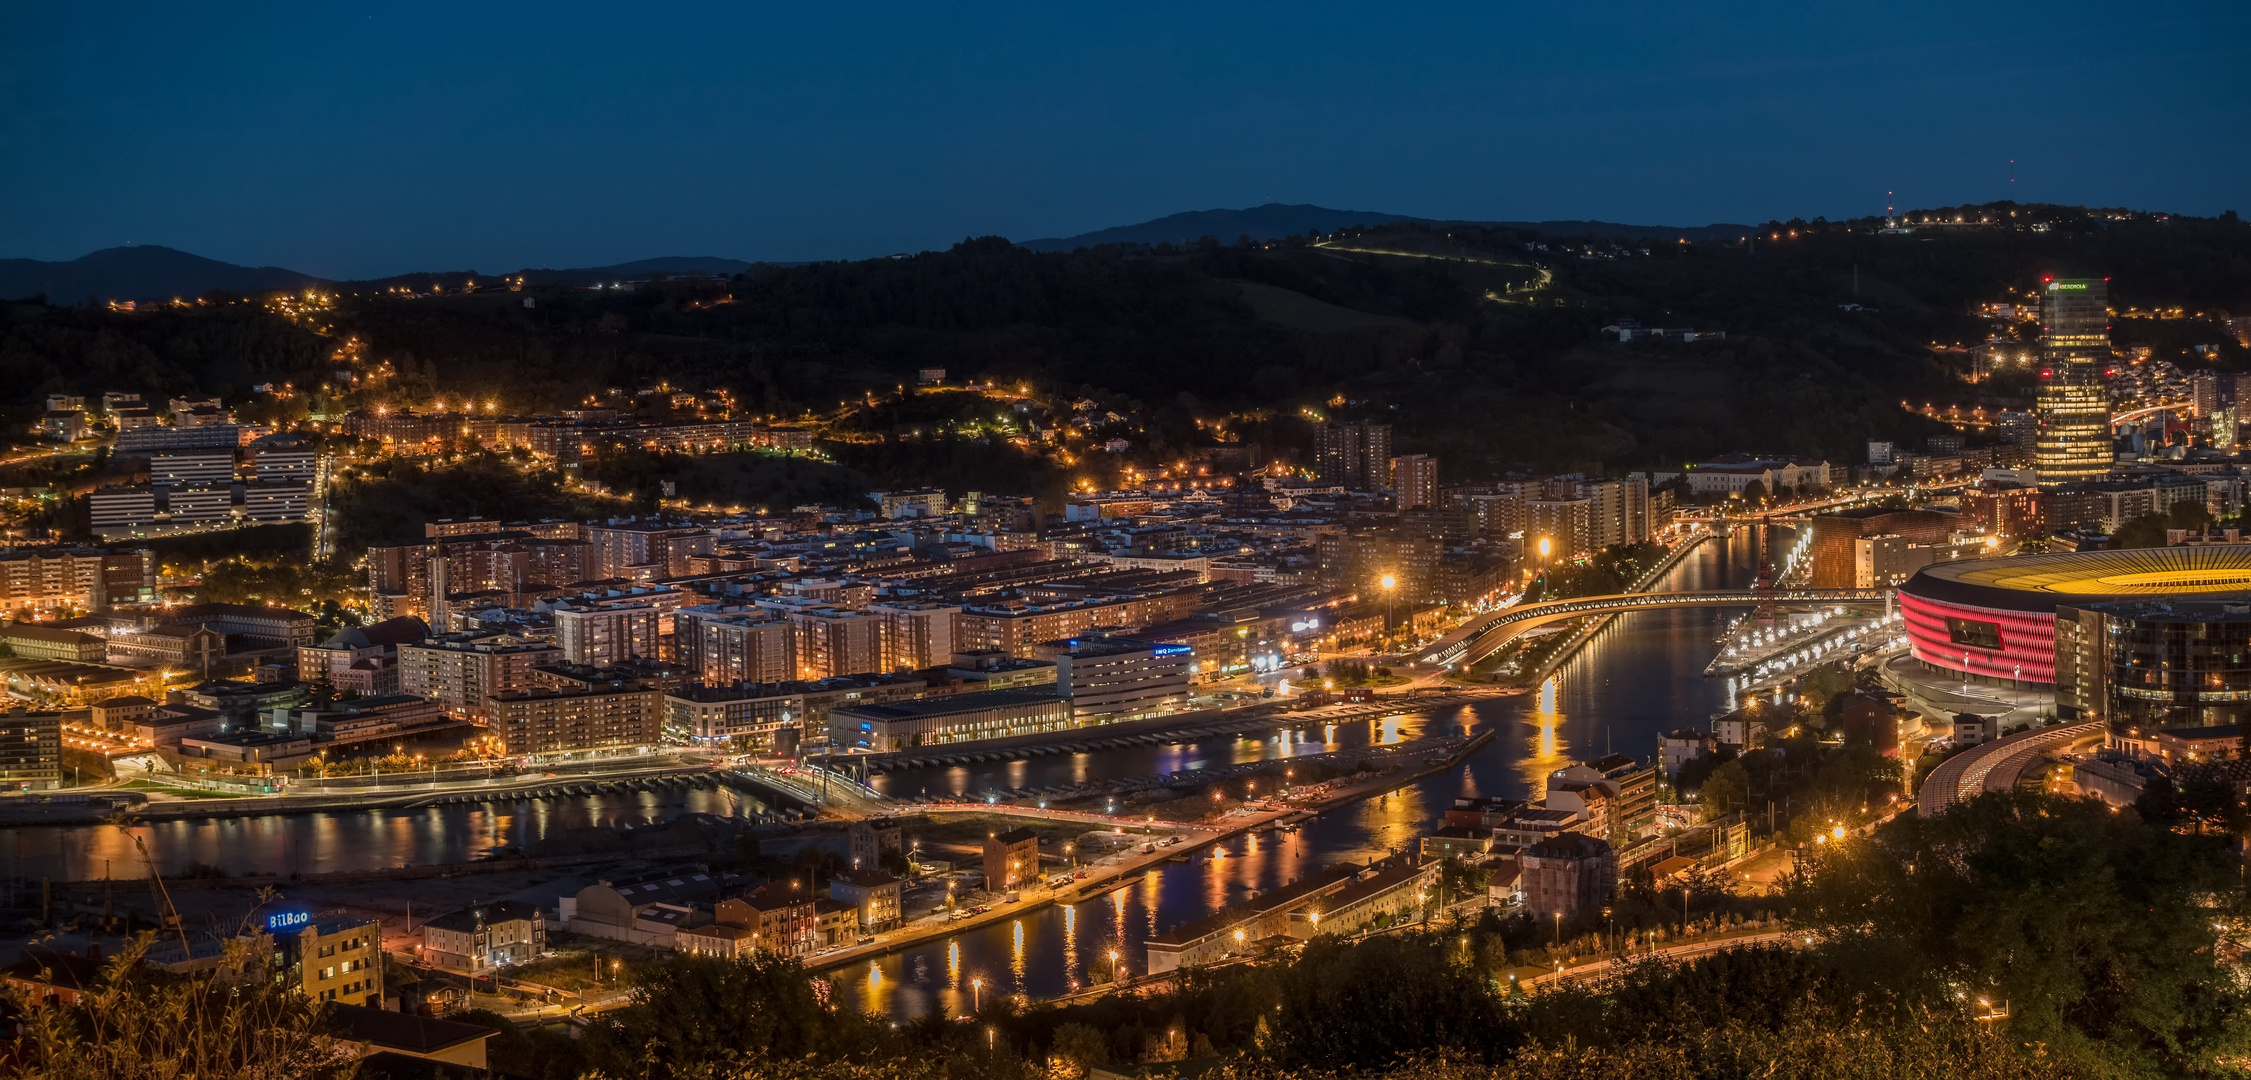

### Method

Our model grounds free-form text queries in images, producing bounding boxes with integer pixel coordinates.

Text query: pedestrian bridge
[1414,589,1891,669]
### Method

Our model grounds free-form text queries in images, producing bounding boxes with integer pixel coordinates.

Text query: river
[829,524,1778,1018]
[5,526,1779,1020]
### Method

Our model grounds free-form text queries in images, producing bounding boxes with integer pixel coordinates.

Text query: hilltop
[3,203,2245,484]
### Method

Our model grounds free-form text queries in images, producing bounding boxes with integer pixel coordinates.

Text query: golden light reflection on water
[1517,675,1571,792]
[1010,919,1026,989]
[1061,904,1078,988]
[865,961,892,1015]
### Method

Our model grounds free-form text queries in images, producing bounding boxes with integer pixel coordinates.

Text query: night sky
[5,2,2246,277]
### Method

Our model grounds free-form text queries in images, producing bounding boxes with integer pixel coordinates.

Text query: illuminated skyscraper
[2034,373,2111,483]
[2034,277,2113,484]
[2040,277,2109,362]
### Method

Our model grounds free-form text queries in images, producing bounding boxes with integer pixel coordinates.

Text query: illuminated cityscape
[0,5,2246,1078]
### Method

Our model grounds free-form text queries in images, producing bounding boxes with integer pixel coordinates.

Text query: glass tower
[2034,278,2113,484]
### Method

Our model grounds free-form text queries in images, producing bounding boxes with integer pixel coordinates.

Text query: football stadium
[1897,547,2251,687]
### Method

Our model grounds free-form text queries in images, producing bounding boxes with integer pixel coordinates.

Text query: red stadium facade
[1897,589,2058,686]
[1897,548,2251,690]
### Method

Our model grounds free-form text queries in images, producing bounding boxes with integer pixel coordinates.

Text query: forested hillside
[4,203,2246,475]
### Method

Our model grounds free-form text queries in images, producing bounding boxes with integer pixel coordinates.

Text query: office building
[2034,278,2113,484]
[1054,637,1192,721]
[663,682,810,752]
[1390,454,1438,509]
[828,687,1070,751]
[2041,277,2110,361]
[2035,371,2113,484]
[1316,422,1392,490]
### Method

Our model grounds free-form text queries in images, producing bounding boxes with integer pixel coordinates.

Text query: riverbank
[0,755,746,827]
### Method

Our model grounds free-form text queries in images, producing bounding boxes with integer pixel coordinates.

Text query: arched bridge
[1415,589,1892,669]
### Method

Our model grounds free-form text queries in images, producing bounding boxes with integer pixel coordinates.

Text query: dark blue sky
[5,2,2245,278]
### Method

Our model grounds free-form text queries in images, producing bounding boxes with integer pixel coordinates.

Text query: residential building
[280,914,383,1006]
[0,546,157,612]
[0,707,63,791]
[867,601,960,671]
[873,488,949,519]
[1316,422,1392,489]
[675,606,795,684]
[829,869,903,933]
[789,608,886,678]
[553,602,660,666]
[296,616,429,698]
[714,885,820,956]
[1517,833,1616,918]
[983,827,1041,892]
[1390,454,1438,509]
[849,817,903,871]
[1578,476,1652,548]
[485,680,663,755]
[398,633,560,719]
[419,901,547,972]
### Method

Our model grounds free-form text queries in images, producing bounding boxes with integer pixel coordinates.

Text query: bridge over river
[1415,588,1891,669]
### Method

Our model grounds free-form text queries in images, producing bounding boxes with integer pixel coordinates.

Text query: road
[1518,929,1798,989]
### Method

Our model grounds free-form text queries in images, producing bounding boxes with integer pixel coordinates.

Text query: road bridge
[1917,720,2103,818]
[1416,589,1890,669]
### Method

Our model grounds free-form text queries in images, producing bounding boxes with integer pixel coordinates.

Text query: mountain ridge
[0,247,765,304]
[4,208,1761,302]
[1018,204,1759,250]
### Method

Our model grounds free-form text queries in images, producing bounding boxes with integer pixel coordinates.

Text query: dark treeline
[5,204,2248,475]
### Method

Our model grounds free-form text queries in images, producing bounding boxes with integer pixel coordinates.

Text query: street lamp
[1380,574,1397,651]
[970,976,983,1012]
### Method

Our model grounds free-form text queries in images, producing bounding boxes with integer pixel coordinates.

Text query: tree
[1786,791,2251,1073]
[1263,933,1516,1068]
[1739,480,1768,503]
[580,951,894,1079]
[4,934,357,1080]
[1699,759,1752,819]
[1048,1023,1110,1079]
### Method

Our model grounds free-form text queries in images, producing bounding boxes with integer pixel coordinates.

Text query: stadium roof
[1901,548,2251,614]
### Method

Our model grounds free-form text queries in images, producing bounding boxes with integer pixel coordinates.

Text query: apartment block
[399,633,561,719]
[485,681,663,755]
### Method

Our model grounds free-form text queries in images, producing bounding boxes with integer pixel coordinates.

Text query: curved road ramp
[1917,720,2103,818]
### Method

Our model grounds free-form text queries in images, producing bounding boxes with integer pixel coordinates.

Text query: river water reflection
[11,527,1778,1021]
[832,525,1778,1018]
